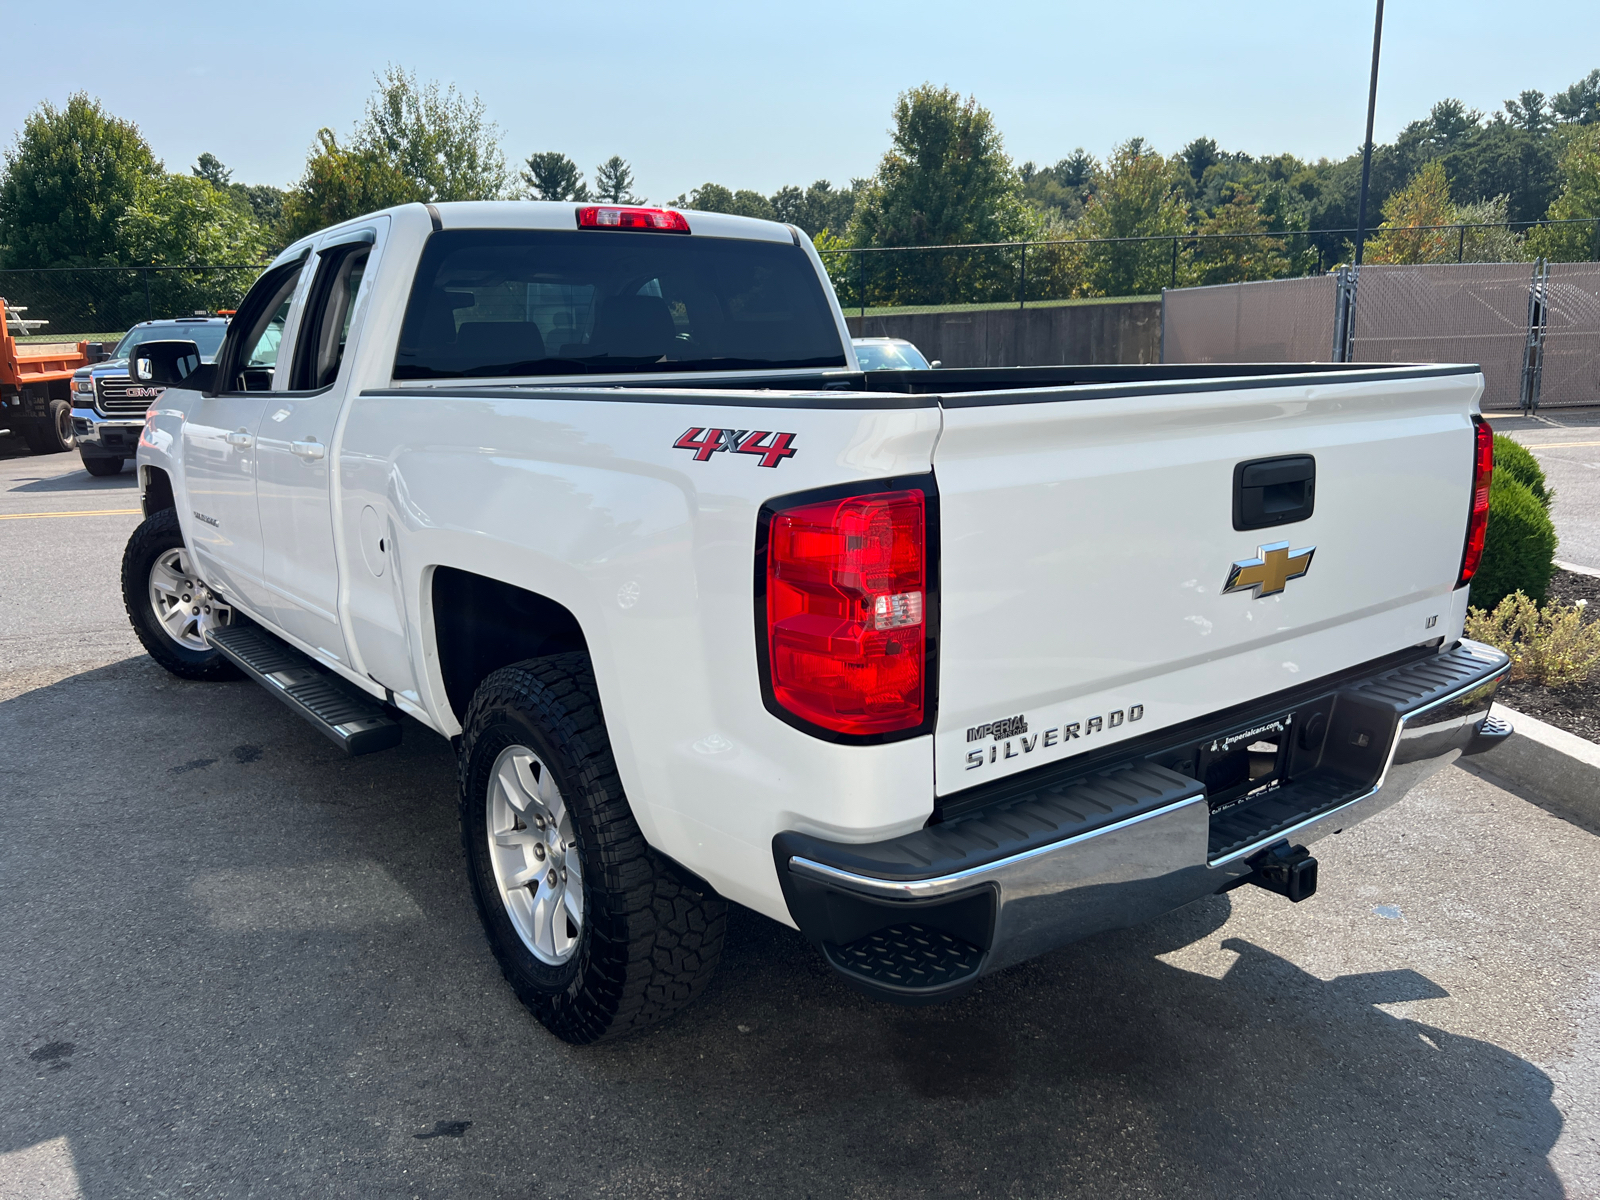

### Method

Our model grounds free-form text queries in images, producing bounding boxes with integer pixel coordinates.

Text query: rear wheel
[82,456,123,477]
[23,400,74,454]
[121,508,241,681]
[459,653,727,1044]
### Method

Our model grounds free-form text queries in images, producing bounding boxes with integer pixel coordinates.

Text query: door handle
[291,438,326,460]
[226,429,253,447]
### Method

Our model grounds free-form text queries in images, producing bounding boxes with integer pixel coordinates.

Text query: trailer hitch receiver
[1247,842,1318,903]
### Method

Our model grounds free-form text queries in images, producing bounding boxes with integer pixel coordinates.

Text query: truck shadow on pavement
[5,466,137,493]
[0,660,1567,1199]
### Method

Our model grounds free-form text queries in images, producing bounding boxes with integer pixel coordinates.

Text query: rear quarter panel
[340,388,940,923]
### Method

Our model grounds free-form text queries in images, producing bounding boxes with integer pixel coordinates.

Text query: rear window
[393,229,847,380]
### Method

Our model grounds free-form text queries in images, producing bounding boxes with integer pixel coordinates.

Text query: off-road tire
[23,400,74,454]
[121,508,241,681]
[459,654,727,1044]
[83,456,123,477]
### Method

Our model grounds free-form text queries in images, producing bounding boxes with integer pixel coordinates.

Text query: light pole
[1353,0,1386,266]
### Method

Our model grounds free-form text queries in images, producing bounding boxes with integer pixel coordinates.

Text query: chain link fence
[1161,260,1600,412]
[1346,264,1535,409]
[818,218,1600,317]
[1538,263,1600,409]
[1161,275,1337,364]
[0,264,268,342]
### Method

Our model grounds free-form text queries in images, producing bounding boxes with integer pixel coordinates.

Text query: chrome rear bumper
[775,639,1511,1003]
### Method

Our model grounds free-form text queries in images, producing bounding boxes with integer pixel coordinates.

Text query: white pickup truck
[120,201,1513,1043]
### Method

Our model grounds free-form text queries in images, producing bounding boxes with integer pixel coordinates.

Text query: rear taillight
[576,206,691,233]
[763,488,929,737]
[1458,415,1494,588]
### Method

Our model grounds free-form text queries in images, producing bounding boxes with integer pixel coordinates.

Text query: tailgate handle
[1233,455,1315,531]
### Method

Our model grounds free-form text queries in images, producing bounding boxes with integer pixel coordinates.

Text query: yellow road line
[1520,441,1600,450]
[0,508,142,521]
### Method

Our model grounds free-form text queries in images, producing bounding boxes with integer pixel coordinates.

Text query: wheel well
[432,566,589,721]
[142,466,175,516]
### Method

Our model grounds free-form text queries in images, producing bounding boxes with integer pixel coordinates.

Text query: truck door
[179,256,307,614]
[253,221,386,668]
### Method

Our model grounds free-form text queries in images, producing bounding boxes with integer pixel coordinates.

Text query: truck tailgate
[931,368,1482,794]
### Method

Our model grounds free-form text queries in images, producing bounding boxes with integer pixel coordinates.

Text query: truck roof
[277,200,798,268]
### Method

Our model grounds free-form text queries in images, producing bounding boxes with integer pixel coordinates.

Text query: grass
[841,295,1160,318]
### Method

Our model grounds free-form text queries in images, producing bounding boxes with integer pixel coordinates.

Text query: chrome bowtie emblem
[1223,542,1315,598]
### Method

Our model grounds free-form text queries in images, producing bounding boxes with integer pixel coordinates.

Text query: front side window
[394,229,847,380]
[247,301,290,367]
[217,260,306,391]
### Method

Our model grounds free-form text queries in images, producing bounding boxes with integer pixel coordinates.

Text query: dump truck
[0,298,108,454]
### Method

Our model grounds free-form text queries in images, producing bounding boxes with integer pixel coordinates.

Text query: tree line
[1,64,1598,313]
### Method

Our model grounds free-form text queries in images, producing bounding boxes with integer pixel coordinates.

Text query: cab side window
[291,242,372,391]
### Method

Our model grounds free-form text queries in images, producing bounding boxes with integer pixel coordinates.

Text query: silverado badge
[1223,542,1315,598]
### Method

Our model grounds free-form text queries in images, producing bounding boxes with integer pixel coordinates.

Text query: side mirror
[128,340,213,391]
[929,360,942,369]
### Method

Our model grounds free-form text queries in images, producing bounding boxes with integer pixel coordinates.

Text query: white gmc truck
[120,201,1512,1044]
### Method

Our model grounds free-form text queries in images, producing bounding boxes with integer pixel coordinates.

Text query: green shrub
[1492,434,1552,509]
[1471,472,1558,610]
[1465,591,1600,687]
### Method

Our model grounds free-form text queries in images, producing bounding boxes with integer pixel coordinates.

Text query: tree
[1529,126,1600,261]
[674,183,773,219]
[1020,152,1095,227]
[1056,149,1097,198]
[1363,161,1459,263]
[522,152,587,201]
[1551,69,1600,125]
[361,65,508,201]
[769,180,858,236]
[592,156,640,204]
[238,185,286,228]
[1069,139,1191,296]
[121,174,270,265]
[193,152,232,189]
[844,85,1032,305]
[1180,137,1220,190]
[848,85,1031,249]
[1192,189,1290,284]
[0,92,160,268]
[120,173,273,314]
[280,66,507,240]
[1505,91,1551,135]
[192,153,287,230]
[1455,195,1527,262]
[280,129,423,242]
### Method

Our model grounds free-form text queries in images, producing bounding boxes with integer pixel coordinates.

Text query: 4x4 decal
[673,427,797,468]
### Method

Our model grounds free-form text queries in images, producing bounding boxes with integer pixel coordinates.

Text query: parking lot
[1495,409,1600,572]
[3,441,1599,1199]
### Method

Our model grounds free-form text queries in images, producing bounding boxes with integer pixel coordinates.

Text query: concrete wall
[845,299,1161,368]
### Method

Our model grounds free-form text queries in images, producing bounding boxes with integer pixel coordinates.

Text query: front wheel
[458,653,727,1044]
[82,456,123,477]
[121,508,241,681]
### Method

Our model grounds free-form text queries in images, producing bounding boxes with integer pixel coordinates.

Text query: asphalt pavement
[3,438,1599,1199]
[1494,409,1600,572]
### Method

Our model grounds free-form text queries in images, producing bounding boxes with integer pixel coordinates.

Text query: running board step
[207,623,401,756]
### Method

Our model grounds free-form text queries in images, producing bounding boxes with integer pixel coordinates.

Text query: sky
[3,0,1597,198]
